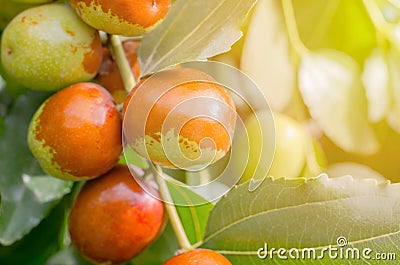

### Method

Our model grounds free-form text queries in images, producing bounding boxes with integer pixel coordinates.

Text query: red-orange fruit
[163,249,232,265]
[70,0,171,36]
[123,67,237,170]
[27,82,122,181]
[69,165,165,265]
[95,40,140,104]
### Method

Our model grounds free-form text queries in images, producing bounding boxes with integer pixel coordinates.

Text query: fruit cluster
[1,1,235,264]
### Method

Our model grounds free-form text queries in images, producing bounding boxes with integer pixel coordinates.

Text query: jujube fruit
[70,0,171,36]
[27,82,122,181]
[235,112,307,183]
[0,3,102,91]
[123,67,237,170]
[264,113,307,178]
[0,56,27,97]
[163,249,232,265]
[69,165,165,265]
[95,40,141,104]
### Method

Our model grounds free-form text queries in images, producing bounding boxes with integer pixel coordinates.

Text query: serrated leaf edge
[201,174,399,251]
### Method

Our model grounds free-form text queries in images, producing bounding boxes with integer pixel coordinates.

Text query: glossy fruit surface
[70,0,171,36]
[69,165,165,265]
[27,82,122,181]
[1,3,102,91]
[95,40,140,104]
[163,249,232,265]
[123,67,236,170]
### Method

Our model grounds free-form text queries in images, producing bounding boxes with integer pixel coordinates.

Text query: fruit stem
[154,165,194,252]
[303,128,323,176]
[281,0,309,56]
[363,0,392,38]
[109,35,137,93]
[119,36,143,42]
[186,170,211,185]
[388,0,400,8]
[110,33,193,253]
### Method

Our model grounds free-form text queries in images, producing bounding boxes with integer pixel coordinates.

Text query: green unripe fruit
[0,59,27,98]
[1,3,102,91]
[268,113,307,178]
[235,112,307,182]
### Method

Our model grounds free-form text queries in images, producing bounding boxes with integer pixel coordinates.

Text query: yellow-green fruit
[236,112,307,183]
[0,56,27,98]
[1,3,102,91]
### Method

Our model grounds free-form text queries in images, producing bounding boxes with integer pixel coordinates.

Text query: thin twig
[110,33,193,252]
[109,34,137,92]
[154,166,194,251]
[281,0,309,56]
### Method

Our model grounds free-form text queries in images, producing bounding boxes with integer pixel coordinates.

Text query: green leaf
[46,184,97,265]
[326,162,387,183]
[0,118,4,135]
[201,175,400,264]
[0,91,72,245]
[119,145,149,169]
[166,180,214,245]
[361,48,390,123]
[386,45,400,132]
[130,221,179,265]
[22,175,72,204]
[298,49,379,155]
[241,0,296,112]
[0,75,11,120]
[138,0,257,76]
[46,246,93,265]
[0,198,68,265]
[293,0,376,63]
[376,0,400,23]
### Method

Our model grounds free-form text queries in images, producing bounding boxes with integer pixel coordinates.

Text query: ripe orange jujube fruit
[95,40,141,104]
[70,0,171,36]
[123,67,237,170]
[27,82,122,181]
[69,165,165,265]
[163,249,232,265]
